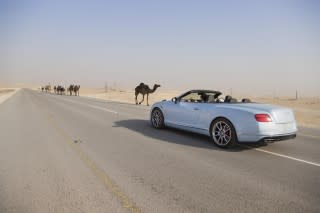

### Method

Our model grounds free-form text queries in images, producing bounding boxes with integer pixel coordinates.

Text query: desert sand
[0,88,18,104]
[79,88,320,129]
[0,89,15,94]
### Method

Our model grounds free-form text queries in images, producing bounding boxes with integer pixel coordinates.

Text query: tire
[151,108,165,129]
[210,118,237,148]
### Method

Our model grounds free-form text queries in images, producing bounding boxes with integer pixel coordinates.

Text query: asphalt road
[0,89,319,213]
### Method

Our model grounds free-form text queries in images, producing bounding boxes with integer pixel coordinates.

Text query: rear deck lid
[217,103,296,123]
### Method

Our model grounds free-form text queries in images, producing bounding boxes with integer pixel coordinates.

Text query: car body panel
[151,90,297,143]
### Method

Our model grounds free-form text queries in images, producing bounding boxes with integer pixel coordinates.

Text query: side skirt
[165,122,210,136]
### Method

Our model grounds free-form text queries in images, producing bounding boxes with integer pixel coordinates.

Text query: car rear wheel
[210,118,237,148]
[151,108,165,129]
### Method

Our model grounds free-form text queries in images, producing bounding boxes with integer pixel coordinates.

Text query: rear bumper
[237,121,297,142]
[259,133,296,142]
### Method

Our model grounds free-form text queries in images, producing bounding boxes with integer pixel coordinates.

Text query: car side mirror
[172,97,178,104]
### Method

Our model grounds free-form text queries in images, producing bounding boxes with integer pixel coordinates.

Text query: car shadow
[113,119,268,152]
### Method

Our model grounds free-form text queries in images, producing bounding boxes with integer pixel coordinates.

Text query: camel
[45,85,51,93]
[56,85,65,95]
[73,85,80,96]
[135,83,161,106]
[68,84,74,96]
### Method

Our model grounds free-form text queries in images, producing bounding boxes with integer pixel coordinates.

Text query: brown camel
[73,85,80,96]
[135,83,161,106]
[68,84,74,96]
[56,85,65,95]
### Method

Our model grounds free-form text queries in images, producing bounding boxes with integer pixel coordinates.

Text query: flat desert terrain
[0,88,15,94]
[0,88,17,104]
[79,88,320,128]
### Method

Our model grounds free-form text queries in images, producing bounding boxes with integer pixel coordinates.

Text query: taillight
[255,114,272,122]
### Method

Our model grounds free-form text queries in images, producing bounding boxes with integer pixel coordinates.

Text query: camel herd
[40,82,161,105]
[41,84,80,96]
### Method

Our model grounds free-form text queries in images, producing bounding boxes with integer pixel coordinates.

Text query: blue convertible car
[150,90,297,148]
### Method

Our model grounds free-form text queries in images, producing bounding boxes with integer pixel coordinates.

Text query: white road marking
[49,95,119,114]
[243,145,320,167]
[87,104,118,114]
[44,93,148,120]
[46,94,149,118]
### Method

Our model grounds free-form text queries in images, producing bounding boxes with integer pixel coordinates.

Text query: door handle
[194,108,200,110]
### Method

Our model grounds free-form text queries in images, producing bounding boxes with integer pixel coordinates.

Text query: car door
[195,102,217,131]
[176,101,201,127]
[162,100,181,125]
[164,93,201,128]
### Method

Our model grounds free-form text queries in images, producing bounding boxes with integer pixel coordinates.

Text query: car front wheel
[151,108,165,129]
[210,118,237,148]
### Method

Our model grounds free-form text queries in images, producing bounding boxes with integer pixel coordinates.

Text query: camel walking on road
[68,85,74,96]
[73,85,80,96]
[56,86,65,95]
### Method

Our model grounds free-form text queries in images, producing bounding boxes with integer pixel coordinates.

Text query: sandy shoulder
[0,88,20,105]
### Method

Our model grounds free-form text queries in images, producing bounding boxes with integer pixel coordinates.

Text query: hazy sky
[1,0,319,96]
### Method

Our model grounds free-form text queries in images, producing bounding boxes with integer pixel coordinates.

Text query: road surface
[0,89,319,212]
